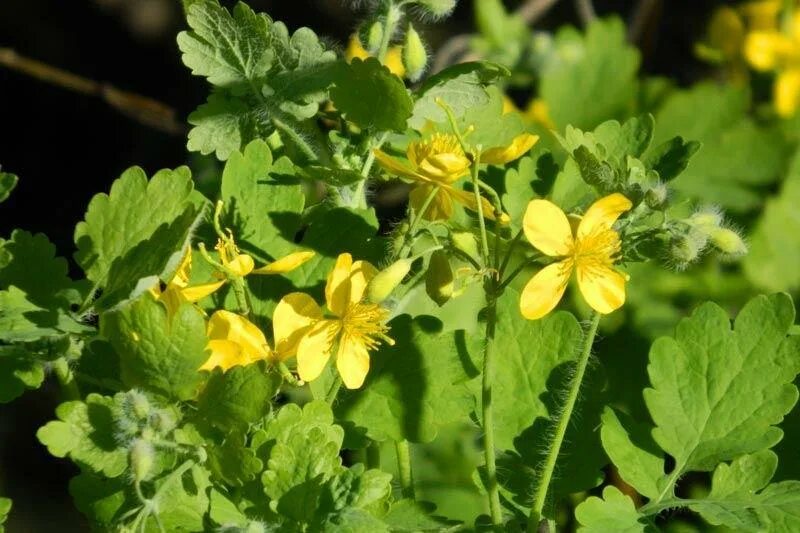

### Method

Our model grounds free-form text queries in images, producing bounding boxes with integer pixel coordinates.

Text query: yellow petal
[171,248,193,288]
[744,31,791,70]
[326,253,353,317]
[774,69,800,117]
[525,99,555,129]
[226,253,255,277]
[384,46,406,78]
[296,320,339,382]
[374,149,419,180]
[707,7,745,58]
[523,199,574,256]
[519,261,573,320]
[252,251,315,274]
[207,310,271,362]
[576,264,627,314]
[336,334,371,389]
[446,186,508,222]
[180,280,226,302]
[410,185,452,221]
[740,1,781,31]
[481,134,540,165]
[159,286,187,319]
[349,261,379,304]
[416,153,472,184]
[273,292,322,360]
[201,340,247,372]
[345,35,369,62]
[577,193,633,241]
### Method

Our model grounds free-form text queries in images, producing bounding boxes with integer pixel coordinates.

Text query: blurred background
[0,0,724,529]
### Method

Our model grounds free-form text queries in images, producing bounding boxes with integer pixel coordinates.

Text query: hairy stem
[398,186,440,258]
[481,293,503,530]
[528,311,601,529]
[377,3,402,63]
[395,439,416,499]
[53,357,80,400]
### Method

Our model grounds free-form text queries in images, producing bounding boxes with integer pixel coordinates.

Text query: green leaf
[74,166,203,308]
[0,345,44,403]
[688,451,800,531]
[744,150,800,292]
[383,499,449,531]
[100,294,209,401]
[303,165,364,187]
[408,61,509,130]
[600,407,663,500]
[37,394,127,477]
[180,0,336,159]
[0,498,10,530]
[313,464,393,529]
[644,137,701,182]
[644,294,800,473]
[196,361,281,433]
[0,287,87,343]
[0,172,17,203]
[147,464,211,532]
[650,83,788,211]
[541,17,640,130]
[69,472,129,527]
[331,58,413,132]
[335,315,479,443]
[178,0,274,88]
[208,431,264,487]
[208,488,248,527]
[450,86,529,151]
[220,139,305,258]
[575,486,649,533]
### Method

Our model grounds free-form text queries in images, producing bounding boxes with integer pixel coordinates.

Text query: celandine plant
[2,0,800,531]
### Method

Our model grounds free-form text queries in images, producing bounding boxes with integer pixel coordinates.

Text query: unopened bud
[644,183,668,210]
[368,259,413,303]
[151,408,177,435]
[402,24,428,82]
[416,0,457,18]
[426,250,454,306]
[130,439,154,482]
[688,208,723,231]
[451,232,479,260]
[365,21,384,54]
[130,392,150,421]
[670,231,707,268]
[708,227,748,257]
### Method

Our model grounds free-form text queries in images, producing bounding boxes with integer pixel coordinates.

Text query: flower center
[340,302,394,351]
[570,227,622,273]
[414,133,464,161]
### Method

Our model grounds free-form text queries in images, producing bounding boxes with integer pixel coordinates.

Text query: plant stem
[229,278,251,318]
[469,151,490,266]
[398,186,440,258]
[481,293,503,530]
[498,229,525,279]
[528,311,601,529]
[377,3,402,63]
[325,374,343,404]
[53,358,80,400]
[395,439,416,499]
[272,117,318,162]
[353,132,390,209]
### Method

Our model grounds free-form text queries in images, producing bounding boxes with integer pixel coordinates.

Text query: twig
[516,0,560,25]
[0,47,185,135]
[574,0,596,26]
[628,0,660,43]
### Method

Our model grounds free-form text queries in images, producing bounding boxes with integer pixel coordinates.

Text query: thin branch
[628,0,660,43]
[574,0,596,26]
[516,0,560,25]
[0,47,185,135]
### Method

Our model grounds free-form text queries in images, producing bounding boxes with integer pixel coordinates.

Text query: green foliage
[179,0,336,159]
[331,58,413,132]
[0,498,10,532]
[100,294,209,401]
[0,172,17,203]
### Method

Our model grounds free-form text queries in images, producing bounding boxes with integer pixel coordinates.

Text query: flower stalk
[528,311,601,529]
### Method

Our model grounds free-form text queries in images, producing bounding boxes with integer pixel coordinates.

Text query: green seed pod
[416,0,457,18]
[402,24,428,82]
[130,439,154,482]
[708,227,748,257]
[451,232,479,261]
[368,258,413,303]
[426,250,454,306]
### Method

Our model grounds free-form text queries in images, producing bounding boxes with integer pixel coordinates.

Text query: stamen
[341,302,393,351]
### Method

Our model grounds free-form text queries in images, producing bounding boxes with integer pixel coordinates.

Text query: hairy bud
[687,208,723,231]
[644,183,668,210]
[708,227,748,257]
[369,259,413,303]
[402,24,428,82]
[416,0,457,19]
[426,250,454,306]
[363,20,384,54]
[130,439,154,482]
[670,230,707,268]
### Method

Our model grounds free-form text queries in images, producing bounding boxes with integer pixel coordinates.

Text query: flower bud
[644,183,668,210]
[708,227,748,257]
[402,24,428,82]
[451,232,479,260]
[416,0,457,19]
[130,439,154,482]
[368,259,413,303]
[130,391,151,420]
[670,231,707,268]
[151,408,178,435]
[426,250,454,306]
[364,20,384,54]
[688,208,723,232]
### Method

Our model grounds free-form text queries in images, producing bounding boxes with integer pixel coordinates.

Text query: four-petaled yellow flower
[274,253,393,389]
[744,7,800,116]
[201,310,272,371]
[520,193,632,320]
[373,132,538,222]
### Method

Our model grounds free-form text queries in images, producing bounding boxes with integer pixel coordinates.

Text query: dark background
[0,0,718,530]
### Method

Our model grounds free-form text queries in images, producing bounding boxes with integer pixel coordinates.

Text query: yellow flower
[345,35,406,78]
[201,310,272,372]
[373,132,537,222]
[524,98,556,130]
[274,253,393,389]
[519,193,632,320]
[744,9,800,116]
[739,1,781,31]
